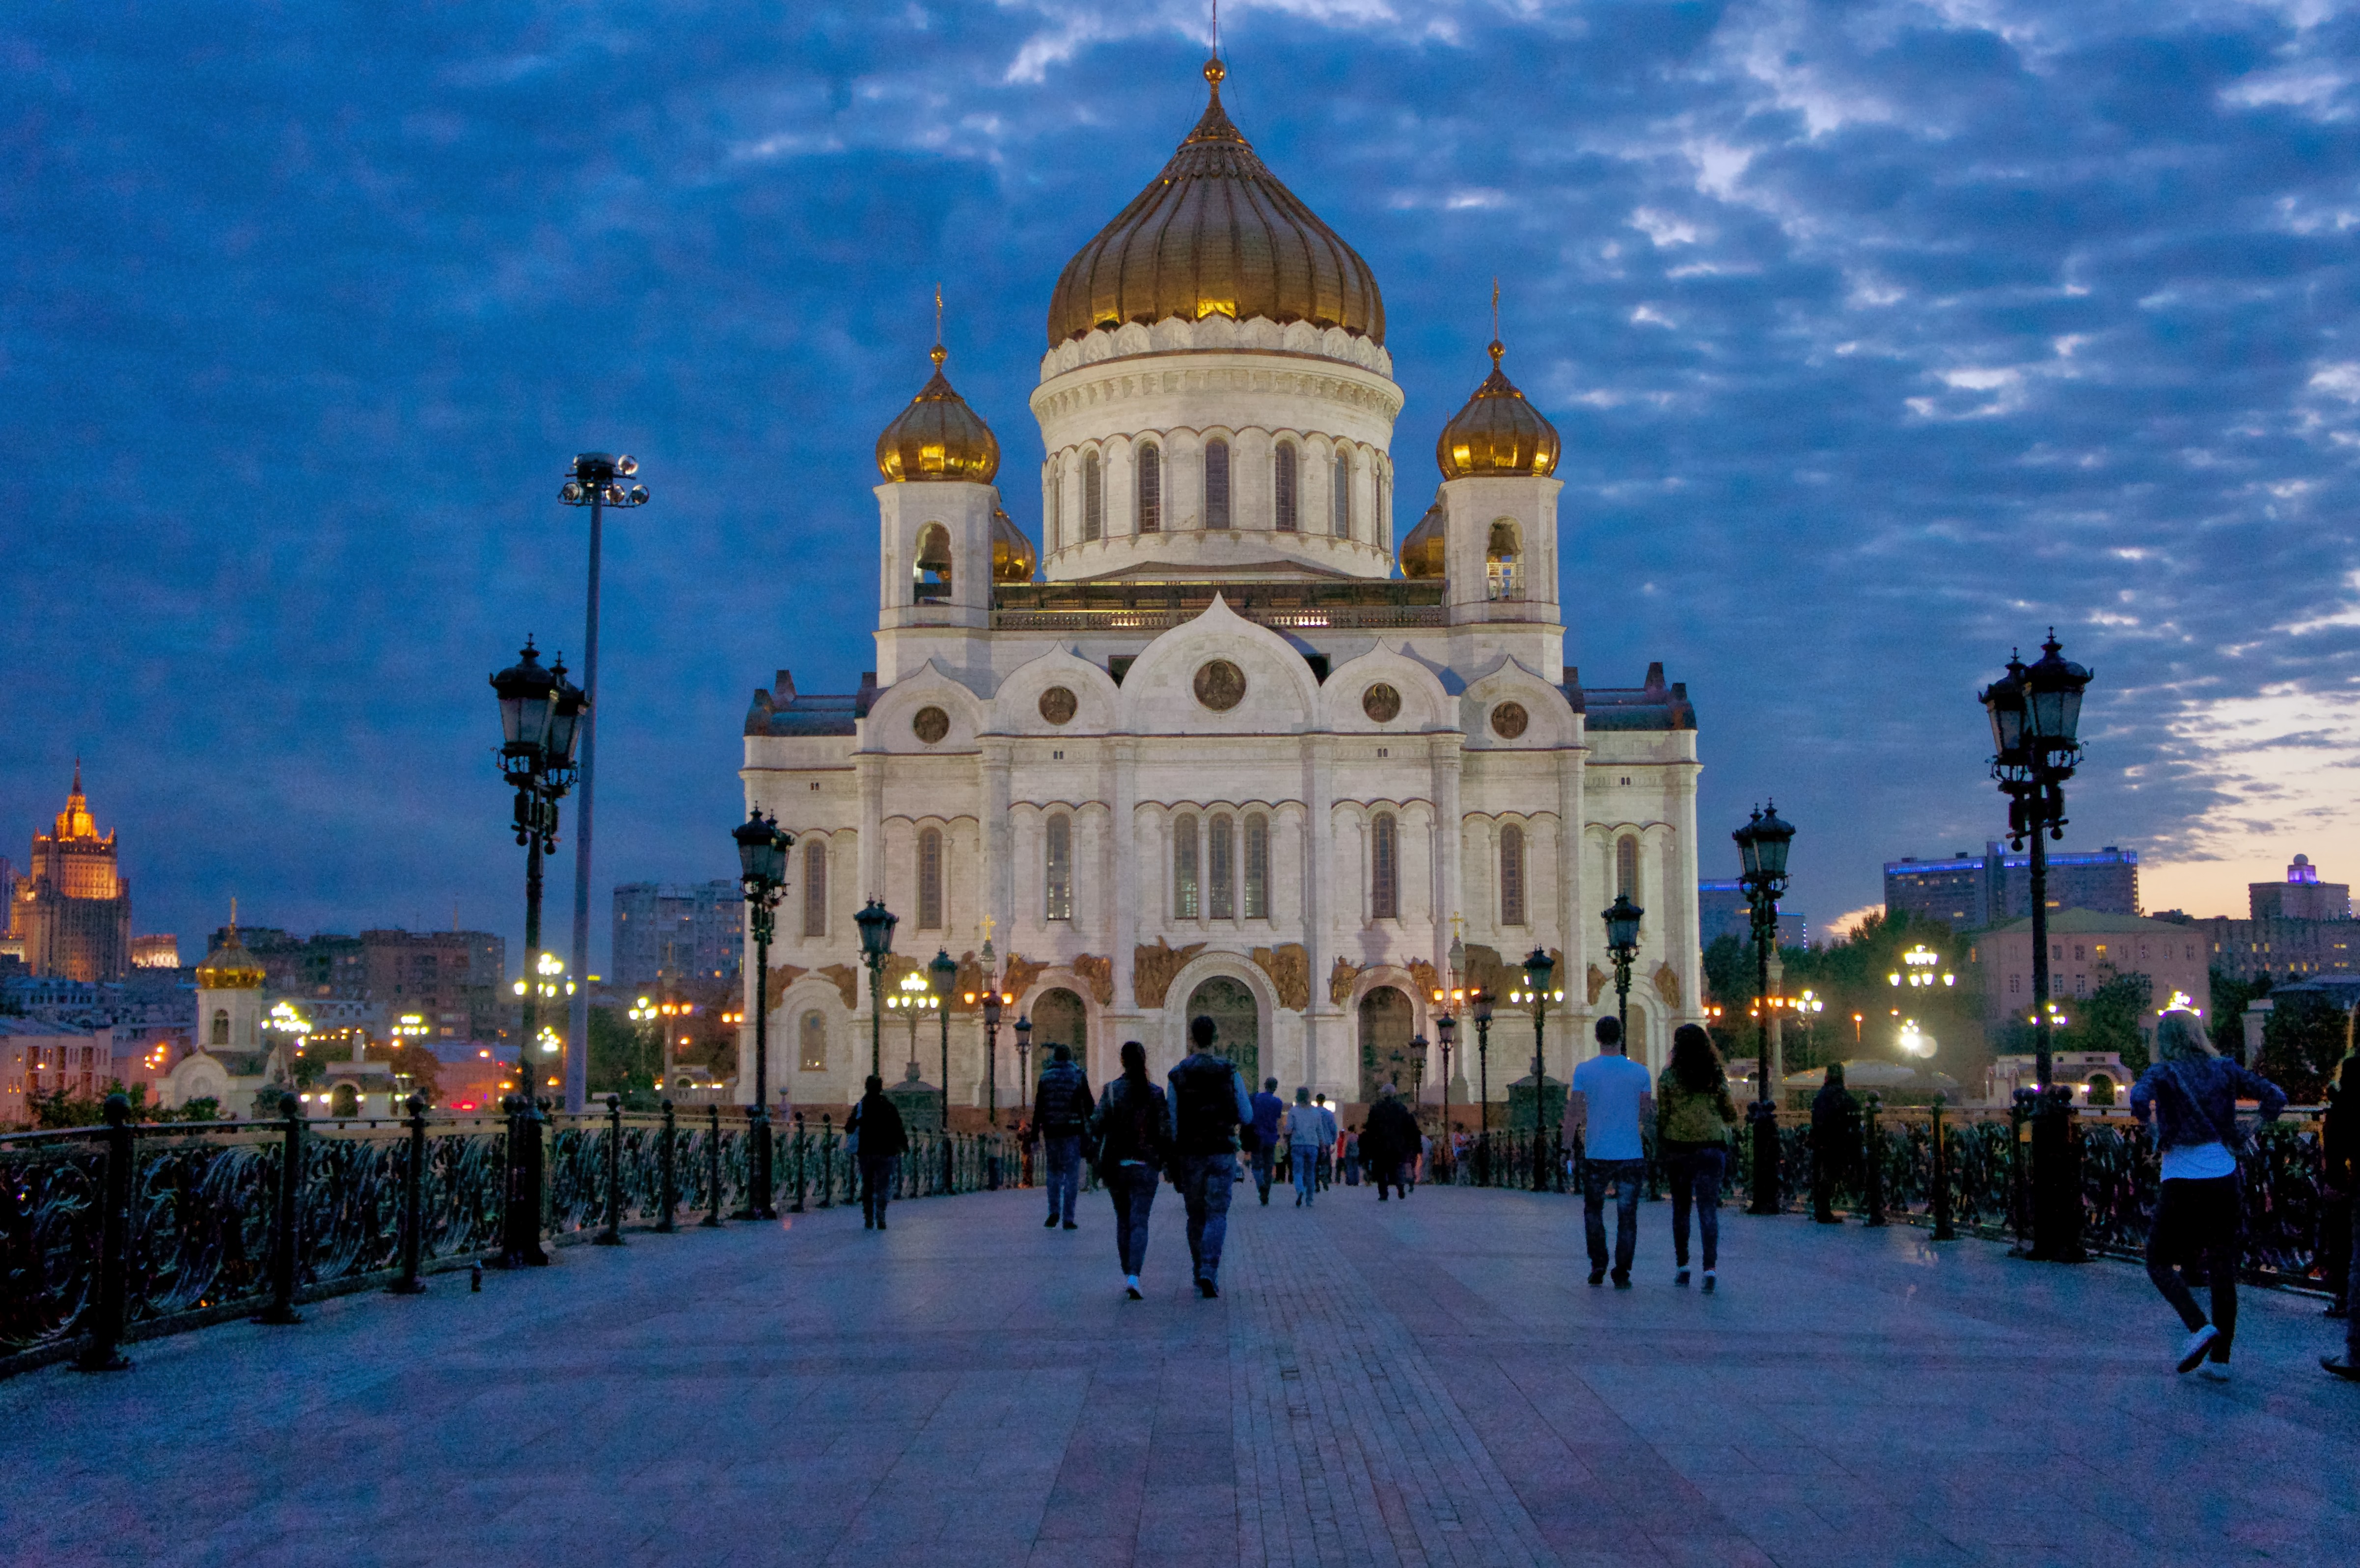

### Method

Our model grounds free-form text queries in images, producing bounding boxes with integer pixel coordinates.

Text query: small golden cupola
[1399,493,1447,580]
[875,345,1001,483]
[1436,340,1560,480]
[990,505,1038,583]
[197,927,267,991]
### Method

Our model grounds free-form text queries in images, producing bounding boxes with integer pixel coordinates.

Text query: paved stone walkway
[5,1182,2356,1567]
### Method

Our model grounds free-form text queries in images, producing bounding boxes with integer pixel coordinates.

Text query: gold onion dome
[1436,340,1560,479]
[1399,494,1447,580]
[1045,58,1384,347]
[990,504,1038,583]
[876,346,1001,483]
[197,931,266,991]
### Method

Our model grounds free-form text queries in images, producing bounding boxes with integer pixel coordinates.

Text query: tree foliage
[2058,971,2153,1073]
[1701,910,1982,1076]
[30,1081,224,1128]
[2260,989,2350,1105]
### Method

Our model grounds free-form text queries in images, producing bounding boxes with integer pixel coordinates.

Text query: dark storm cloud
[3,0,2356,957]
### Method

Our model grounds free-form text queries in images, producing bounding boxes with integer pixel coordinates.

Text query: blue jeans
[1583,1157,1646,1275]
[1172,1152,1237,1283]
[1043,1134,1082,1223]
[1663,1142,1726,1271]
[1105,1162,1158,1275]
[1251,1145,1277,1201]
[1291,1147,1317,1204]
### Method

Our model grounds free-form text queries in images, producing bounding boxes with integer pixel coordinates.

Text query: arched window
[1083,451,1103,541]
[1174,813,1201,919]
[1274,442,1298,532]
[798,1011,827,1072]
[1046,470,1061,551]
[210,1008,229,1047]
[1616,834,1639,901]
[1205,438,1231,529]
[913,523,952,603]
[801,839,828,939]
[1208,813,1235,920]
[1044,813,1073,921]
[1243,812,1270,919]
[1372,812,1400,920]
[1379,471,1391,548]
[1332,451,1351,538]
[1486,519,1522,601]
[1137,443,1161,534]
[918,826,944,929]
[1501,825,1528,927]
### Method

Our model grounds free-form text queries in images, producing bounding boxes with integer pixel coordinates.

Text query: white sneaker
[2198,1361,2232,1383]
[2176,1324,2220,1374]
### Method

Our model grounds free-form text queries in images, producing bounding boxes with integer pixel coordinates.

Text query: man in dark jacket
[1168,1015,1253,1298]
[1033,1043,1093,1231]
[1364,1084,1422,1202]
[1810,1063,1861,1224]
[846,1074,909,1231]
[1248,1076,1286,1206]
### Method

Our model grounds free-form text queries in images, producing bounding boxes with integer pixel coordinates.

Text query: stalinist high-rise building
[10,763,135,982]
[738,58,1703,1110]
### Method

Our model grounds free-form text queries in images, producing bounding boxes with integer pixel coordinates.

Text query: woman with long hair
[2131,1010,2285,1379]
[1089,1039,1173,1299]
[1657,1023,1739,1291]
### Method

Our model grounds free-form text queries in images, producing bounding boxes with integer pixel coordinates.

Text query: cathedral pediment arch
[1460,656,1577,750]
[1320,643,1453,733]
[989,645,1122,736]
[863,660,985,753]
[1118,595,1319,735]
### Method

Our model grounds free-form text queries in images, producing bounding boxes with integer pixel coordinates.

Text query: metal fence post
[790,1111,807,1214]
[817,1113,835,1209]
[702,1104,725,1228]
[1862,1093,1887,1227]
[595,1094,626,1246]
[388,1094,429,1295]
[1930,1094,1956,1241]
[256,1095,305,1325]
[656,1099,678,1233]
[72,1092,135,1372]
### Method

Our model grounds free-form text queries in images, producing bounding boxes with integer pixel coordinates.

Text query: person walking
[2131,1009,2286,1380]
[1342,1125,1361,1187]
[1314,1094,1335,1190]
[1810,1062,1862,1224]
[2320,1065,2354,1321]
[1570,1015,1652,1287]
[1249,1076,1287,1205]
[845,1074,908,1231]
[2320,1053,2360,1381]
[1033,1042,1093,1231]
[1656,1023,1739,1292]
[1285,1086,1335,1207]
[1168,1015,1253,1298]
[1364,1084,1421,1201]
[1090,1040,1173,1300]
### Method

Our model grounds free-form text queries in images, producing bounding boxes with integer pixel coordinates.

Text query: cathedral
[739,59,1701,1113]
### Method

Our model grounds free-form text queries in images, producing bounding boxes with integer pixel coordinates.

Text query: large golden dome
[197,931,266,991]
[876,346,1001,483]
[1436,341,1560,480]
[1045,59,1384,348]
[990,505,1037,583]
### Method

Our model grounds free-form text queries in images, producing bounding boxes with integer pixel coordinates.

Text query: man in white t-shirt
[1568,1015,1655,1288]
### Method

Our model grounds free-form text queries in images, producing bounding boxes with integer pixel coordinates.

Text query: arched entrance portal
[1183,977,1258,1082]
[1358,986,1413,1104]
[1033,988,1088,1082]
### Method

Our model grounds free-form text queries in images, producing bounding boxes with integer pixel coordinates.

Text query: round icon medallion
[911,706,950,744]
[1489,702,1529,740]
[1362,683,1401,724]
[1038,686,1078,726]
[1194,659,1247,712]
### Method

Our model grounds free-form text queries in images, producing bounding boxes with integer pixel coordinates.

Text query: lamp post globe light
[853,899,898,1078]
[1601,892,1644,1049]
[556,454,648,1115]
[1507,948,1565,1193]
[733,808,794,1220]
[1733,801,1794,1218]
[967,943,1012,1129]
[1980,630,2093,1263]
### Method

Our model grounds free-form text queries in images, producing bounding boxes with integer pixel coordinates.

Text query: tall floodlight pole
[1981,633,2093,1263]
[1733,803,1795,1217]
[557,453,648,1115]
[733,808,793,1220]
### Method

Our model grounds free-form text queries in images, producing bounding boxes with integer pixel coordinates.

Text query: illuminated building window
[1487,519,1522,601]
[799,1011,826,1072]
[1174,814,1201,919]
[1208,814,1235,920]
[801,840,827,939]
[1083,451,1103,541]
[1372,812,1400,921]
[917,827,943,930]
[1045,813,1073,922]
[1137,443,1161,534]
[1275,442,1298,532]
[1500,825,1527,927]
[1243,813,1270,919]
[1205,439,1231,529]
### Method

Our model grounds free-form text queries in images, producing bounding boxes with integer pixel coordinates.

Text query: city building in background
[2250,854,2350,921]
[1967,909,2208,1039]
[610,881,744,992]
[1,1017,117,1125]
[1699,881,1807,948]
[8,764,134,981]
[1885,842,2140,930]
[201,926,505,1041]
[130,934,180,969]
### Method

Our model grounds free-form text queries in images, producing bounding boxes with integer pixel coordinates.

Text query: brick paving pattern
[3,1183,2356,1567]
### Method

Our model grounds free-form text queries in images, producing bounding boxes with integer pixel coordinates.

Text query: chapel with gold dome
[738,56,1702,1115]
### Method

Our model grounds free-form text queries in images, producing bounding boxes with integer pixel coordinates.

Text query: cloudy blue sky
[6,0,2359,972]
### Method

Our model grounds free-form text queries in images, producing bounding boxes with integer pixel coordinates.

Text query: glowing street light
[1889,945,1955,990]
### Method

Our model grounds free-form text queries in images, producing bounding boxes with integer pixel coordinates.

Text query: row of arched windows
[1173,811,1271,920]
[1055,438,1385,546]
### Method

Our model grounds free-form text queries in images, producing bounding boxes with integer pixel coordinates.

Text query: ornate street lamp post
[489,640,584,1267]
[965,940,1012,1128]
[733,808,793,1220]
[1734,802,1795,1217]
[1981,631,2094,1263]
[1435,1012,1456,1180]
[556,453,648,1115]
[1472,988,1494,1185]
[930,948,959,1184]
[854,899,898,1079]
[1508,948,1564,1193]
[1601,892,1644,1050]
[1014,1015,1034,1119]
[887,971,938,1093]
